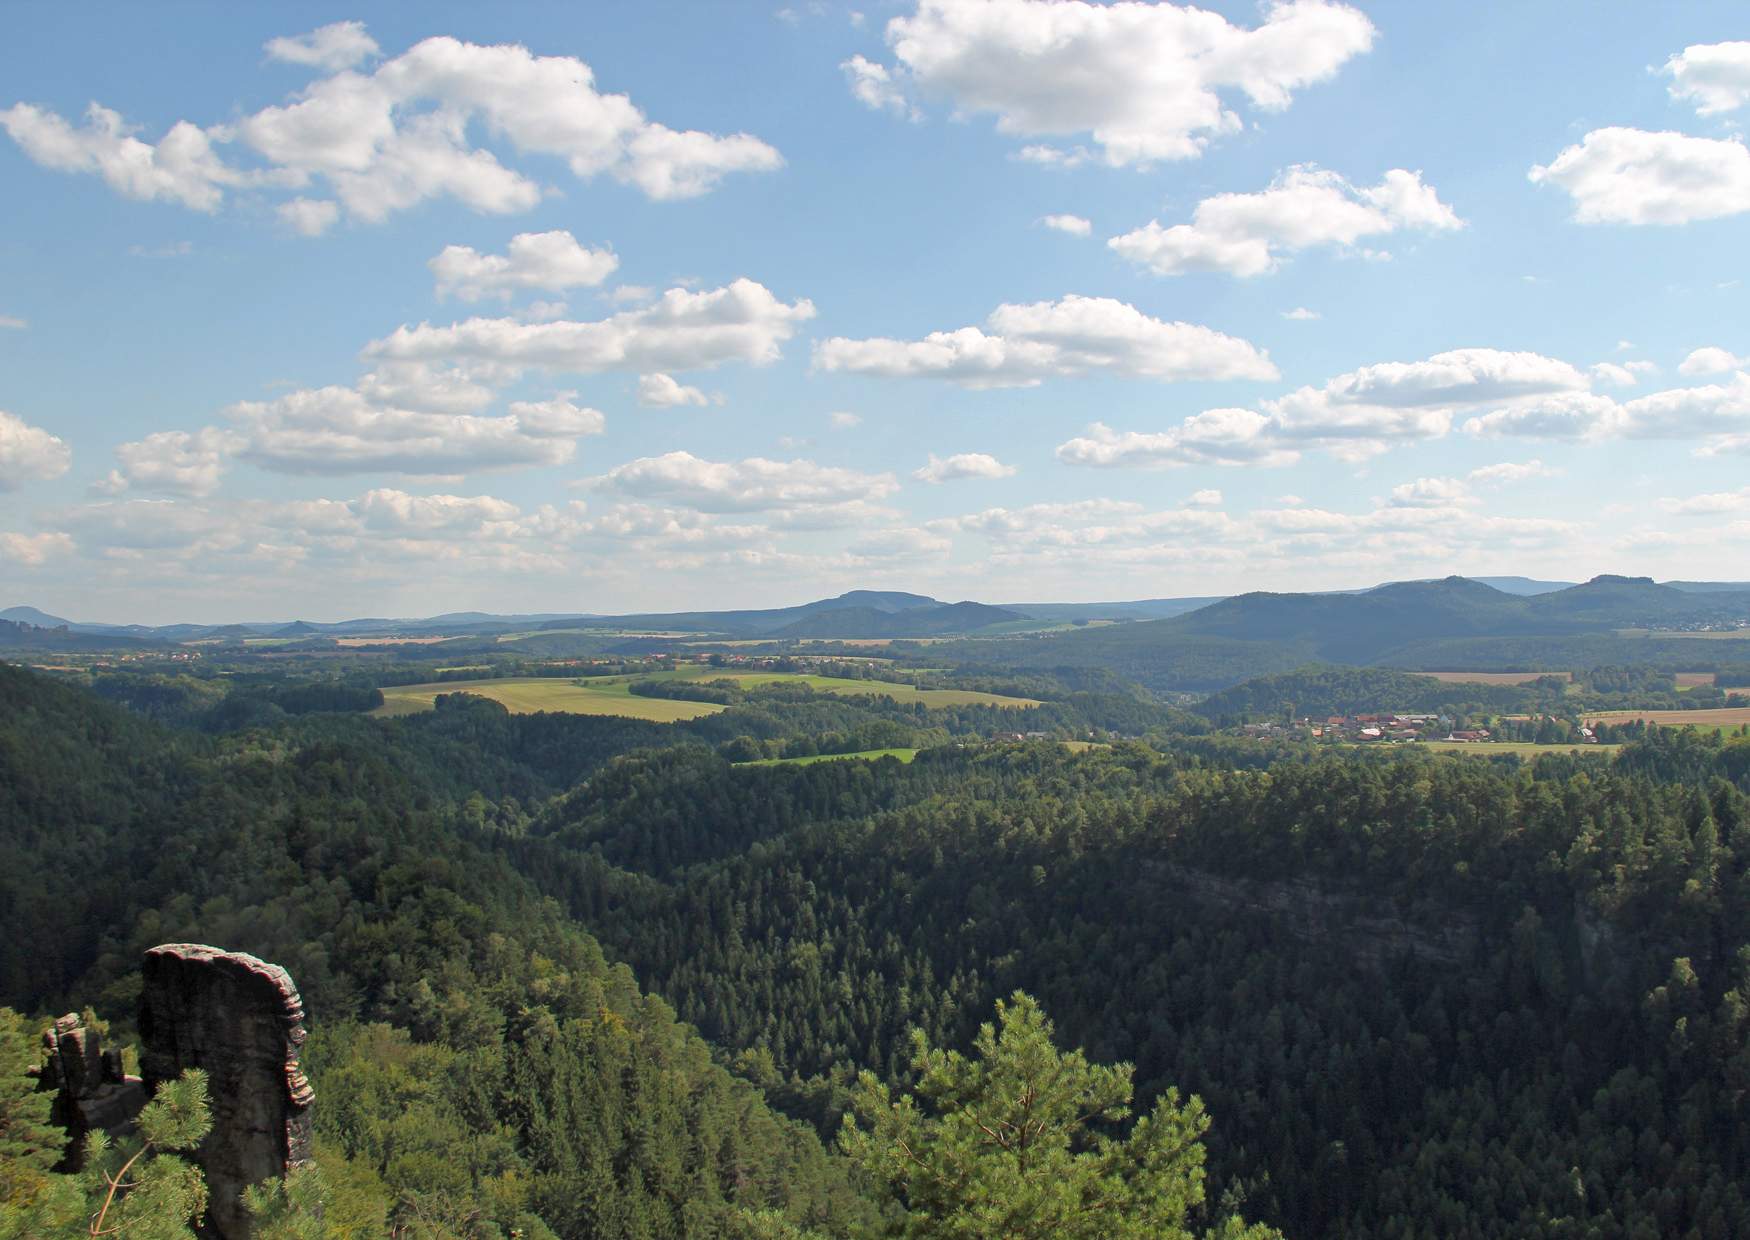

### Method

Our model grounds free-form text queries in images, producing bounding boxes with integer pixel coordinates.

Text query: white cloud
[1663,41,1750,116]
[849,526,952,559]
[107,428,238,496]
[1282,307,1320,321]
[370,279,815,374]
[1679,346,1746,376]
[1529,128,1750,225]
[1056,412,1299,469]
[265,21,380,72]
[815,294,1276,388]
[1387,476,1475,508]
[912,452,1016,483]
[842,55,917,119]
[1467,459,1553,486]
[1186,488,1222,507]
[637,372,710,408]
[868,0,1374,167]
[595,451,899,516]
[0,315,27,329]
[1462,391,1621,440]
[0,531,73,567]
[1658,485,1750,516]
[1040,213,1092,236]
[350,488,521,538]
[431,231,619,301]
[0,410,73,489]
[224,385,599,475]
[278,197,340,236]
[1612,373,1750,440]
[1062,348,1592,468]
[1109,166,1460,277]
[1590,362,1638,387]
[0,103,266,212]
[829,411,863,429]
[4,29,783,228]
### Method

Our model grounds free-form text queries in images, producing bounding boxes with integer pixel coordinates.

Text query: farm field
[373,677,725,722]
[1585,706,1750,731]
[1421,741,1621,756]
[1420,671,1571,685]
[371,669,1040,720]
[1676,672,1717,688]
[735,747,920,767]
[632,668,1041,708]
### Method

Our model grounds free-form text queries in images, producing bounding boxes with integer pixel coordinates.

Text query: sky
[3,1,1750,624]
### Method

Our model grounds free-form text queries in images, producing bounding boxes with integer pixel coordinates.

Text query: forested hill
[0,663,871,1238]
[949,575,1750,690]
[503,731,1750,1238]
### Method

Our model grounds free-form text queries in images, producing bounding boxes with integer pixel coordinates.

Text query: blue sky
[3,1,1749,623]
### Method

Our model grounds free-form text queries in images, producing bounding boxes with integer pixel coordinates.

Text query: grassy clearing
[630,668,1040,709]
[373,677,724,722]
[1421,741,1622,756]
[735,747,920,767]
[1584,706,1750,731]
[1420,671,1571,685]
[1675,672,1717,688]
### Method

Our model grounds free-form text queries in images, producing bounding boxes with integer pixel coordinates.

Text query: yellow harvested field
[1420,671,1570,685]
[1585,706,1750,730]
[1675,672,1716,687]
[373,677,724,722]
[644,668,1040,709]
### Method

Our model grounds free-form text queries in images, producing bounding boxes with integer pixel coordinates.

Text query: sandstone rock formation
[139,944,315,1240]
[34,1011,147,1167]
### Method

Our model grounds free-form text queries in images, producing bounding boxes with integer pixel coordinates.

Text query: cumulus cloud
[1679,346,1746,376]
[1282,307,1320,321]
[1063,348,1591,468]
[0,103,270,212]
[1590,362,1638,387]
[1386,460,1551,508]
[0,410,73,489]
[636,372,710,407]
[1462,391,1622,440]
[912,452,1016,482]
[223,386,600,475]
[0,531,73,567]
[829,411,863,429]
[371,279,815,374]
[595,450,899,516]
[815,294,1276,388]
[841,55,917,118]
[1664,41,1750,116]
[431,231,618,301]
[1110,166,1460,277]
[265,21,380,72]
[1040,213,1092,236]
[1057,411,1300,469]
[1186,488,1222,507]
[104,428,238,496]
[1658,485,1750,516]
[3,27,783,229]
[1529,128,1750,225]
[860,0,1374,167]
[278,197,340,236]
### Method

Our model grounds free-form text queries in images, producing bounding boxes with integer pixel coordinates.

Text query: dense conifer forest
[3,658,1749,1237]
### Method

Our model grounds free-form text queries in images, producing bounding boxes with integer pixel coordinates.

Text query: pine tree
[840,991,1281,1240]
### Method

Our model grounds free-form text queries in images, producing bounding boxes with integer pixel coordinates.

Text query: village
[1235,712,1597,745]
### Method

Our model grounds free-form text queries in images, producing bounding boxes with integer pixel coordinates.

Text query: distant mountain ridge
[10,575,1750,652]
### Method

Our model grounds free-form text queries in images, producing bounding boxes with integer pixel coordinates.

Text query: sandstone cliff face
[1157,864,1481,971]
[139,944,315,1240]
[34,1012,147,1167]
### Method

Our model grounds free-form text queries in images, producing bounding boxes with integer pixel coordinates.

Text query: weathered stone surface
[139,944,315,1240]
[35,1011,146,1168]
[1157,864,1481,971]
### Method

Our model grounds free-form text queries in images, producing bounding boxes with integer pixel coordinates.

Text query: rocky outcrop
[1157,864,1481,971]
[139,944,315,1240]
[34,1012,147,1168]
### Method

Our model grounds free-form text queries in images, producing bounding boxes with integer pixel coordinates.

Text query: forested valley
[3,658,1750,1238]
